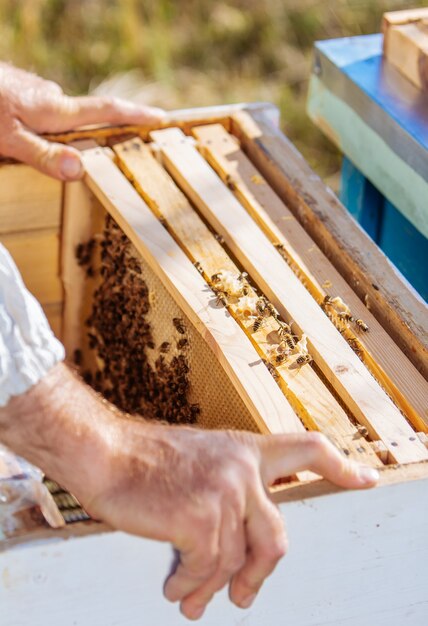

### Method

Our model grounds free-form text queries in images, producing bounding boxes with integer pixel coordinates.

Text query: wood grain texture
[231,110,428,379]
[0,164,62,234]
[113,137,379,465]
[61,180,104,358]
[193,123,428,431]
[81,147,304,436]
[151,127,428,465]
[383,21,428,91]
[43,302,63,340]
[1,229,62,304]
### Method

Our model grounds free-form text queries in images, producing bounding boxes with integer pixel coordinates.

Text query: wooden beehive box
[1,104,427,625]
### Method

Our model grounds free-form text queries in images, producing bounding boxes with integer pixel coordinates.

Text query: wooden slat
[230,111,428,379]
[193,123,428,432]
[383,21,428,91]
[61,181,103,358]
[113,137,380,465]
[0,164,62,234]
[81,147,304,436]
[151,127,428,465]
[383,7,428,28]
[43,302,63,339]
[1,229,62,304]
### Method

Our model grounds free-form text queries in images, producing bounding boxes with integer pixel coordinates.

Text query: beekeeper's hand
[0,363,379,621]
[0,62,164,180]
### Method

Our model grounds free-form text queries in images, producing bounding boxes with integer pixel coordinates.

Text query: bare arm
[0,362,378,621]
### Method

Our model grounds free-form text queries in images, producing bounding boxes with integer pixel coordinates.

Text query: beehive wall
[0,164,63,337]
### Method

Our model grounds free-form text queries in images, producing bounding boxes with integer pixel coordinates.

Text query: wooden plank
[231,110,428,379]
[113,137,379,465]
[193,123,428,432]
[43,302,63,340]
[383,21,428,91]
[81,147,304,436]
[383,7,428,28]
[61,180,104,358]
[0,164,62,234]
[151,127,428,465]
[1,229,62,304]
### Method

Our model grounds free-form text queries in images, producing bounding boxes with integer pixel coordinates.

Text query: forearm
[0,363,122,500]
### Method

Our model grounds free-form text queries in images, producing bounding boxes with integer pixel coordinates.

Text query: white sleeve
[0,243,65,407]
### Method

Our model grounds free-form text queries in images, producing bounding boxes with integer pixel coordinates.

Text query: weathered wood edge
[0,102,278,159]
[271,459,428,504]
[231,109,428,378]
[4,460,428,550]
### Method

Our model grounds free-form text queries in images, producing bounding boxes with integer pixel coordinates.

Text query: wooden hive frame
[2,103,428,625]
[1,101,427,540]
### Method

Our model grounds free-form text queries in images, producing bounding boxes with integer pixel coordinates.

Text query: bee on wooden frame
[215,290,228,307]
[252,316,264,333]
[296,354,312,366]
[355,318,369,332]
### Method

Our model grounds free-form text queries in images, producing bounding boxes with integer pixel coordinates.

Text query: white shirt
[0,243,64,407]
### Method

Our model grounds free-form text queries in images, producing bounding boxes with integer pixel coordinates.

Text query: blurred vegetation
[0,0,424,181]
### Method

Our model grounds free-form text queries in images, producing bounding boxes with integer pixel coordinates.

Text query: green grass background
[0,0,424,180]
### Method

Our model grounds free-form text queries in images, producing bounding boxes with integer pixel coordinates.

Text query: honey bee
[277,322,296,345]
[265,362,279,380]
[215,291,228,307]
[323,295,353,321]
[265,302,279,319]
[274,242,286,253]
[255,297,267,316]
[355,318,369,332]
[296,354,312,366]
[277,341,292,355]
[193,261,204,274]
[280,332,295,351]
[321,295,333,310]
[214,233,225,245]
[273,352,288,365]
[253,316,264,332]
[211,272,223,284]
[238,271,248,282]
[255,297,277,319]
[160,342,171,353]
[177,338,189,349]
[173,318,186,334]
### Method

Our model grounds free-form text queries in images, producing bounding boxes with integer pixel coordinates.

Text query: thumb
[258,432,379,490]
[8,125,83,180]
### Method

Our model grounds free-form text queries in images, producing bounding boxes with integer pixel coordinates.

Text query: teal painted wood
[307,74,428,239]
[379,200,428,302]
[339,157,427,301]
[308,33,428,296]
[340,156,384,241]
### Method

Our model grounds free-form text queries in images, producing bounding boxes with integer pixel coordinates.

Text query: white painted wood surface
[2,478,428,625]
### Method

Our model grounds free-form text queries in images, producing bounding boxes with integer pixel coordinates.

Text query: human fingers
[1,123,83,180]
[163,504,221,612]
[229,489,287,609]
[179,504,246,620]
[258,431,379,489]
[20,93,166,134]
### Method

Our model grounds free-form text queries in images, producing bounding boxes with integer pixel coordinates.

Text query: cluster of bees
[209,269,312,370]
[75,215,201,426]
[321,295,369,332]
